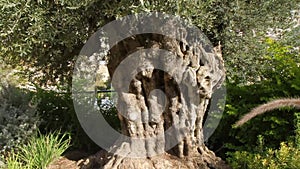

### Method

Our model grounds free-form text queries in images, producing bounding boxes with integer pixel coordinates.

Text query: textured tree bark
[79,31,228,168]
[74,26,227,169]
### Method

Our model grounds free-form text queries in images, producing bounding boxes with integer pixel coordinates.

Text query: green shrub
[227,110,300,169]
[35,87,100,152]
[208,38,300,158]
[5,131,71,169]
[0,85,39,153]
[35,85,121,152]
[227,142,300,169]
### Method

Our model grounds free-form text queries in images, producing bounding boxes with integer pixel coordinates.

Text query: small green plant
[227,141,300,169]
[0,85,39,153]
[5,152,22,169]
[5,131,71,169]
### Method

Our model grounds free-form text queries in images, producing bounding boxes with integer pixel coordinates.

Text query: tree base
[78,148,231,169]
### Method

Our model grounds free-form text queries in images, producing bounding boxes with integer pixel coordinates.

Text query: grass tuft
[5,131,71,169]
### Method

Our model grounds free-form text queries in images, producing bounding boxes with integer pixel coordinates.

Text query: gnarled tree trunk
[77,15,228,168]
[79,32,228,168]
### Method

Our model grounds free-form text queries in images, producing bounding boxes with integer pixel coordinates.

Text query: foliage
[0,63,26,89]
[0,0,108,87]
[227,109,300,169]
[5,131,71,169]
[296,112,300,149]
[227,142,300,169]
[0,85,39,154]
[208,38,300,159]
[5,152,22,169]
[2,0,296,87]
[34,87,99,152]
[221,1,299,84]
[34,86,119,152]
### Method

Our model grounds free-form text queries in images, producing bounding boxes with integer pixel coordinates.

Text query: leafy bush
[228,112,300,168]
[34,84,121,152]
[227,142,300,169]
[0,85,39,153]
[5,131,71,169]
[208,38,300,159]
[34,87,97,152]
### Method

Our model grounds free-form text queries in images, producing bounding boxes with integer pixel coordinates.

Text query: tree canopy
[1,0,298,88]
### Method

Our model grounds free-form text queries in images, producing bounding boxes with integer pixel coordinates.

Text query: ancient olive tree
[73,13,228,169]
